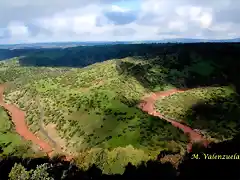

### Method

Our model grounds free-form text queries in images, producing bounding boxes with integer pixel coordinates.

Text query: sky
[0,0,239,44]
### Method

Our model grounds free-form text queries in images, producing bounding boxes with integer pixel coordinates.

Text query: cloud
[102,4,138,25]
[0,0,240,43]
[7,22,29,37]
[112,27,136,36]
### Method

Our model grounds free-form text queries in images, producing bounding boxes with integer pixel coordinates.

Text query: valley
[0,43,240,178]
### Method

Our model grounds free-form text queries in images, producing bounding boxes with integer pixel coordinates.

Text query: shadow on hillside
[184,95,240,140]
[116,43,240,93]
[117,56,229,91]
[4,43,239,69]
[176,100,240,179]
[1,44,168,67]
[0,155,177,180]
[1,134,240,180]
[178,132,240,180]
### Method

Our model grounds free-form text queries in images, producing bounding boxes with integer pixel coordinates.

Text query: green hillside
[0,107,35,157]
[155,86,240,141]
[1,57,188,174]
[1,43,240,175]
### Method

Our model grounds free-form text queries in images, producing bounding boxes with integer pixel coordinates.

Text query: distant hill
[0,42,239,68]
[0,41,131,49]
[0,38,239,49]
[160,38,240,43]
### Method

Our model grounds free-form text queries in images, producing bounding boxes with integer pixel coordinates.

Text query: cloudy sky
[0,0,239,44]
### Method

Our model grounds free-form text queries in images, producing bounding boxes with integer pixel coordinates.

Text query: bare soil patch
[0,84,73,161]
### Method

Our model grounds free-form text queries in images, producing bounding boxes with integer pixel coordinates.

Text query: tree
[9,163,53,180]
[9,163,30,180]
[30,163,53,180]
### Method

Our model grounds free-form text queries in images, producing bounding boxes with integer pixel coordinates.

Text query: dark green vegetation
[0,107,36,157]
[0,44,167,67]
[0,43,240,176]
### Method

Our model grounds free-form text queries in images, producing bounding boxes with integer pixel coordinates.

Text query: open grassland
[2,58,188,174]
[155,86,240,140]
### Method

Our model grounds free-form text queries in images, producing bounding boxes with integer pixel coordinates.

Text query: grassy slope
[1,43,240,176]
[155,86,240,141]
[1,58,188,174]
[1,52,240,173]
[0,107,36,157]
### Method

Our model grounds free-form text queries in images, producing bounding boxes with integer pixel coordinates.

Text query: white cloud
[0,0,240,43]
[110,5,130,12]
[168,21,187,31]
[198,12,213,28]
[7,22,28,37]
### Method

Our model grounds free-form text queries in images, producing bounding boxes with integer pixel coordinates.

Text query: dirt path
[0,83,74,161]
[138,88,209,152]
[36,96,58,149]
[0,84,54,156]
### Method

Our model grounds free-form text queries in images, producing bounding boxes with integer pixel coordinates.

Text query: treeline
[114,43,240,92]
[0,43,239,68]
[17,44,169,67]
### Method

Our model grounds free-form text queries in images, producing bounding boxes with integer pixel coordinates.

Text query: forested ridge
[0,43,238,68]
